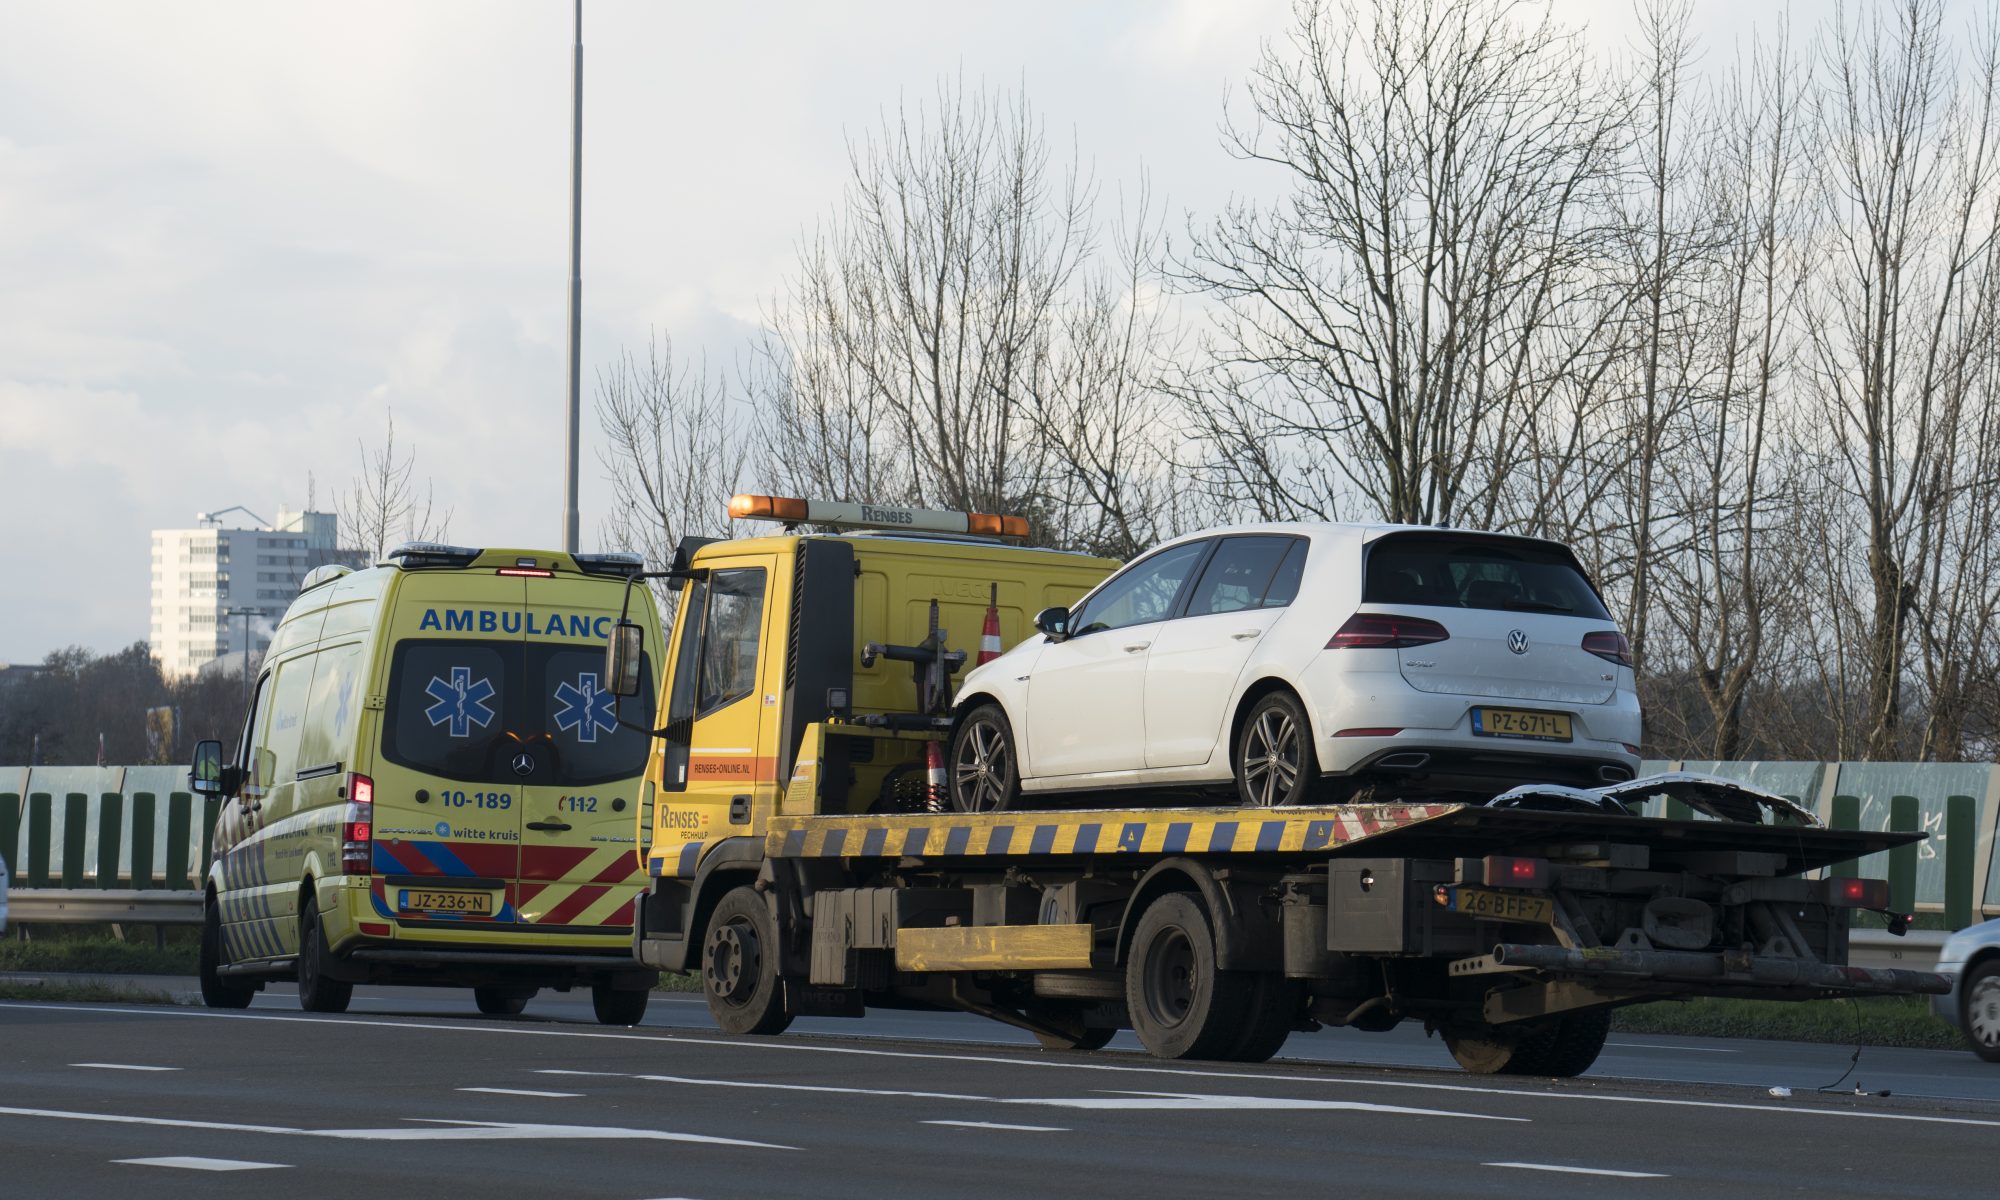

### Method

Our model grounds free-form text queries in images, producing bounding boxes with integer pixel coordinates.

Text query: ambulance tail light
[340,772,374,876]
[727,494,1029,539]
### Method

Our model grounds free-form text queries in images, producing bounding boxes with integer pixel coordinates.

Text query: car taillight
[1481,855,1549,888]
[1329,613,1450,649]
[341,772,374,876]
[1820,877,1890,909]
[1583,630,1633,667]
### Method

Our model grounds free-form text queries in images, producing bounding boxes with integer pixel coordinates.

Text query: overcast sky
[0,0,1808,662]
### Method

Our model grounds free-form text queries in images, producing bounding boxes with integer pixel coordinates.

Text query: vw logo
[1507,629,1530,655]
[510,751,536,777]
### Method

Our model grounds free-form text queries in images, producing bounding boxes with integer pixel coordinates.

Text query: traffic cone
[925,739,948,812]
[978,583,1002,666]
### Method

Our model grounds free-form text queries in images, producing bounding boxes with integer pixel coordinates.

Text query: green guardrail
[2,790,213,893]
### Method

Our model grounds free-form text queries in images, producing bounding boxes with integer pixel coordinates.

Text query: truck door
[656,558,777,848]
[510,583,657,931]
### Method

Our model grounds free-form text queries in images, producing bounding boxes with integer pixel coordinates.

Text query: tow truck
[603,496,1948,1073]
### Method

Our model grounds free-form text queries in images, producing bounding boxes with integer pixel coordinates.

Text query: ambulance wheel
[1223,973,1302,1063]
[295,900,352,1014]
[950,704,1020,813]
[1234,690,1319,807]
[474,986,535,1016]
[702,886,793,1036]
[198,900,254,1009]
[591,983,650,1026]
[1125,892,1255,1060]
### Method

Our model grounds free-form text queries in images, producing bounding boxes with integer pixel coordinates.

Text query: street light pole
[561,0,584,553]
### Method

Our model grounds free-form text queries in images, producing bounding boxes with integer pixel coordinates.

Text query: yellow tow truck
[603,495,1947,1073]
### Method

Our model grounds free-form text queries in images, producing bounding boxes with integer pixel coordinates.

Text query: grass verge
[654,971,703,993]
[1611,994,1961,1050]
[0,978,179,1004]
[0,933,197,976]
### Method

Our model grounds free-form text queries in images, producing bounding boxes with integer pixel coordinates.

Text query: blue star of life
[424,667,497,738]
[554,671,618,743]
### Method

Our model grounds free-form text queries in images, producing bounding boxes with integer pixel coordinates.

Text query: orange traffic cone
[978,583,1002,666]
[925,738,947,812]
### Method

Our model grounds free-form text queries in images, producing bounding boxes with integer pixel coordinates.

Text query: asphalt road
[3,992,1998,1198]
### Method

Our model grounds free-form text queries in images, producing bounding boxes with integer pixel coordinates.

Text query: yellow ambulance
[189,543,663,1023]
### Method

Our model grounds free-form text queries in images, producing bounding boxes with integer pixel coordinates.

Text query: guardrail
[3,788,219,931]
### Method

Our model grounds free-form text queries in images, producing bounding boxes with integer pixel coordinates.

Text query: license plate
[1472,707,1573,741]
[398,888,495,916]
[1443,886,1554,924]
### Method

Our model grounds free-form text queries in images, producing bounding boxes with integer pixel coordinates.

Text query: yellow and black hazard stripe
[761,802,1463,862]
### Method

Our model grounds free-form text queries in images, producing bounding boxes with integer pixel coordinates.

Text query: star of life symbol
[424,666,497,738]
[554,671,619,743]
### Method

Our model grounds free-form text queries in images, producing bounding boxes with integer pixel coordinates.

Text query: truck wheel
[950,704,1021,813]
[1444,1020,1560,1075]
[295,900,353,1014]
[1534,1009,1611,1077]
[474,986,535,1016]
[591,983,650,1026]
[1223,974,1302,1063]
[1235,692,1319,807]
[199,901,254,1010]
[1125,892,1254,1059]
[1962,960,2000,1062]
[702,886,794,1036]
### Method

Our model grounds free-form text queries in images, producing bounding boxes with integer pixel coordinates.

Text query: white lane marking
[115,1156,288,1171]
[540,1070,1525,1121]
[1605,1042,1737,1054]
[14,1002,2000,1130]
[457,1087,582,1098]
[73,1063,181,1071]
[924,1120,1068,1132]
[1487,1162,1669,1179]
[0,1106,791,1150]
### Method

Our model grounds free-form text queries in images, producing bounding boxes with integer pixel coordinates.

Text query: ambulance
[189,543,663,1023]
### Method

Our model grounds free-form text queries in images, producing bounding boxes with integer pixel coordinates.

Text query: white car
[948,522,1643,809]
[1933,918,2000,1061]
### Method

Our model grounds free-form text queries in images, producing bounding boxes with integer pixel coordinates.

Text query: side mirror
[605,620,645,697]
[1034,606,1071,642]
[190,740,226,797]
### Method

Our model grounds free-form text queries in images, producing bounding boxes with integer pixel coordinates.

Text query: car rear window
[1363,535,1609,618]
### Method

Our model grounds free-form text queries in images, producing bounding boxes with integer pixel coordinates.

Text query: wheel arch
[1225,676,1316,774]
[1114,857,1282,972]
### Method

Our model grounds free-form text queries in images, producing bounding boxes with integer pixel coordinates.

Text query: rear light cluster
[1481,855,1550,888]
[1329,613,1450,649]
[1820,877,1891,909]
[340,772,374,876]
[1582,630,1633,667]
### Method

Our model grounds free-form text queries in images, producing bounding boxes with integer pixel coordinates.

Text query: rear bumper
[1489,942,1952,998]
[330,942,655,990]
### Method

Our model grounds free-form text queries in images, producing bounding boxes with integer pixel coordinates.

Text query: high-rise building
[149,508,368,679]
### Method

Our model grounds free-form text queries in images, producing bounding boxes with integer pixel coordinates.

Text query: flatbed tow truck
[607,496,1948,1074]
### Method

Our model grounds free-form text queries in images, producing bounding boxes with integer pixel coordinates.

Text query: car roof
[1146,521,1581,556]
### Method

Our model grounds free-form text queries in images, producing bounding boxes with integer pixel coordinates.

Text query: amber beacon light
[726,494,1028,539]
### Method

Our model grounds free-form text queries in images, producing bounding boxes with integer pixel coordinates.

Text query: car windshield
[1364,535,1609,619]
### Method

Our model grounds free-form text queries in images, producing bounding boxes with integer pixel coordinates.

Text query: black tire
[295,898,352,1014]
[474,986,534,1016]
[1223,973,1302,1063]
[702,886,794,1035]
[1962,959,2000,1063]
[1444,1019,1562,1075]
[1534,1009,1611,1077]
[198,900,254,1010]
[950,703,1021,813]
[1234,691,1320,807]
[591,983,650,1026]
[1124,892,1255,1059]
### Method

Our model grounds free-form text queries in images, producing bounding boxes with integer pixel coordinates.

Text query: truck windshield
[1364,535,1610,618]
[381,639,655,787]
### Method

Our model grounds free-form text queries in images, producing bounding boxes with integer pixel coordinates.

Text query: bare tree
[596,332,746,578]
[339,408,452,561]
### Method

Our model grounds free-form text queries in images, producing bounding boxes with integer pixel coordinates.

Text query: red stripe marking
[589,855,639,885]
[598,897,635,926]
[376,841,436,875]
[539,885,608,926]
[519,846,594,881]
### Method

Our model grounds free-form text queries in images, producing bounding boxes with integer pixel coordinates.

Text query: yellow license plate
[398,888,495,916]
[1443,886,1554,924]
[1472,707,1573,741]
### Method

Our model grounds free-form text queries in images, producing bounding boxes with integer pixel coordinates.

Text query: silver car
[1934,917,2000,1061]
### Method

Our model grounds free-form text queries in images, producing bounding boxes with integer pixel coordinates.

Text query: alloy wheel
[1241,708,1300,806]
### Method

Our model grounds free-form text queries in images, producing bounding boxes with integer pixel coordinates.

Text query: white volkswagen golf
[948,523,1643,810]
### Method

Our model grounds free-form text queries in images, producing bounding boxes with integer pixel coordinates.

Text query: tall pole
[561,0,584,553]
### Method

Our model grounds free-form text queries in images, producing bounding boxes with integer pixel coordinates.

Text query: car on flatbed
[950,522,1642,811]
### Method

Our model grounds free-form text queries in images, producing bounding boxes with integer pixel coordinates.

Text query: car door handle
[525,819,572,832]
[1123,641,1151,653]
[1231,629,1263,641]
